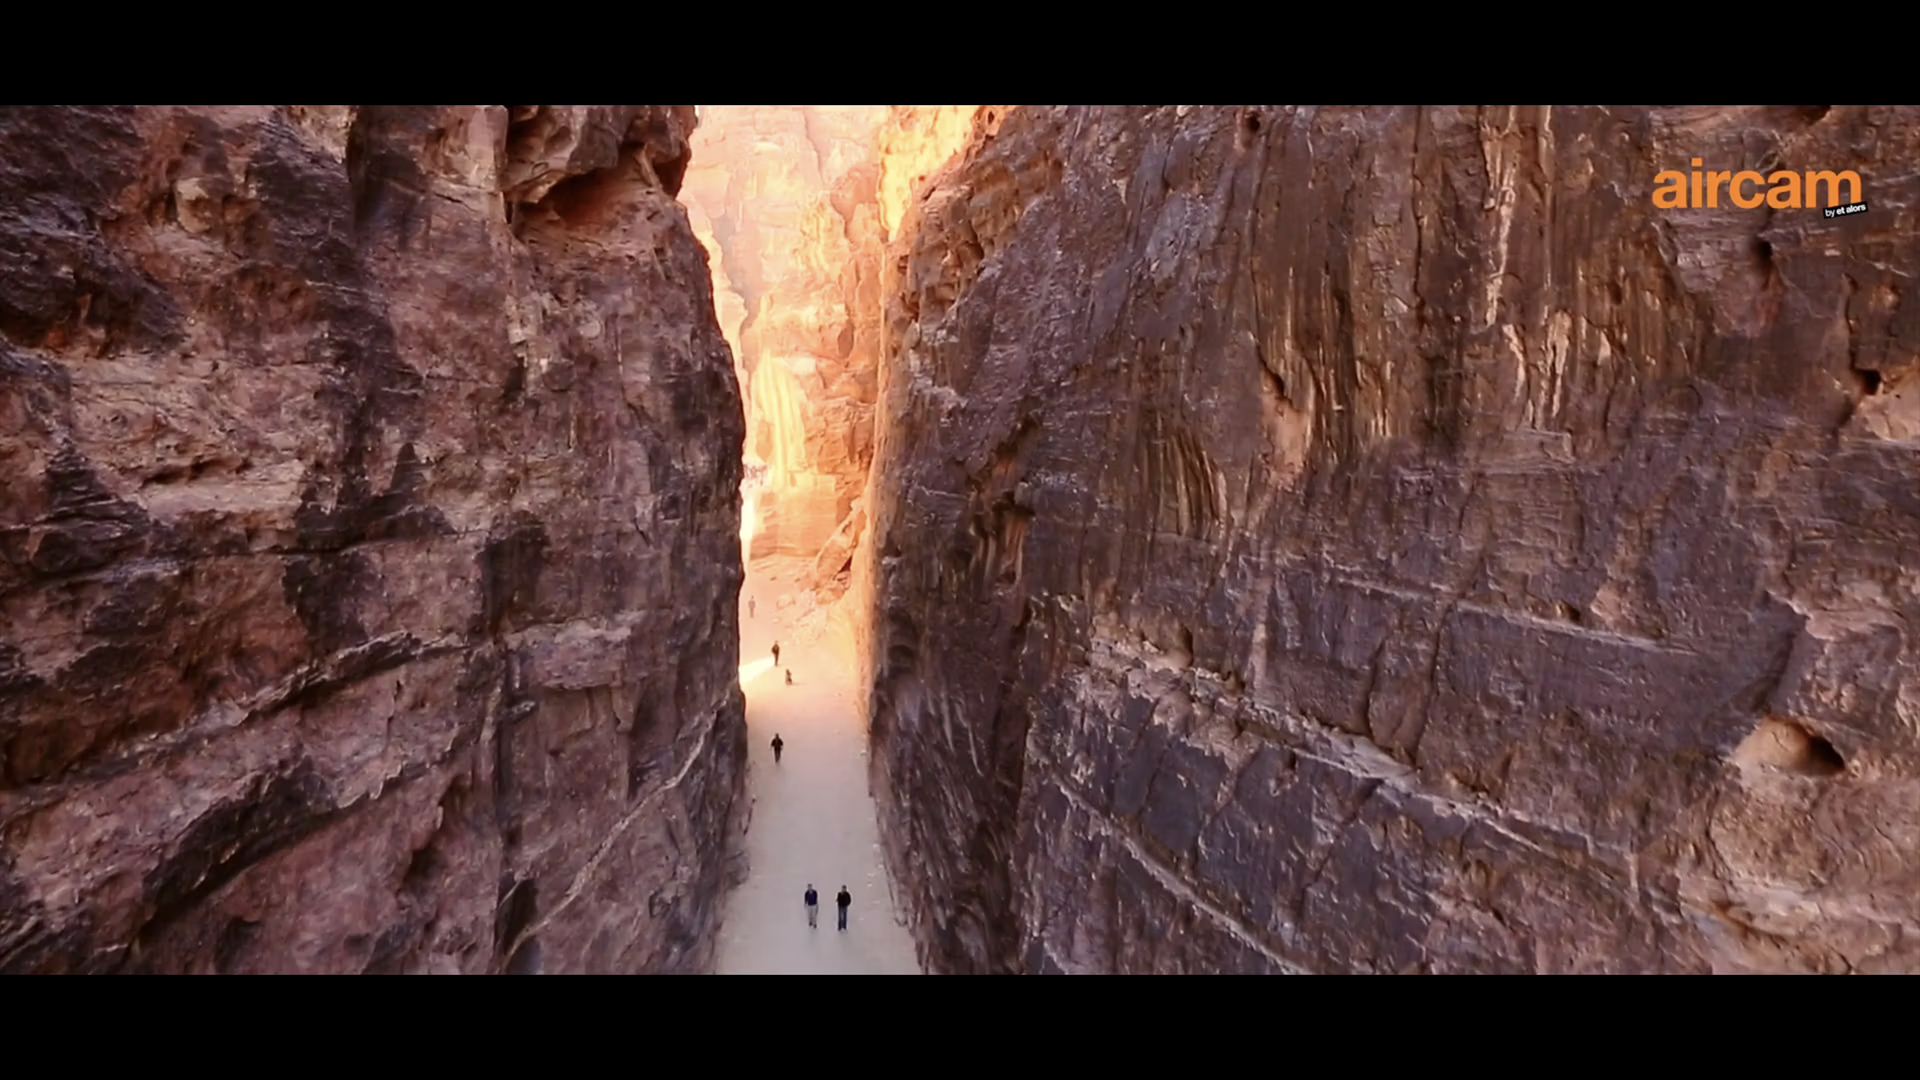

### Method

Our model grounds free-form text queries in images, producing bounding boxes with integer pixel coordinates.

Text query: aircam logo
[1654,159,1867,218]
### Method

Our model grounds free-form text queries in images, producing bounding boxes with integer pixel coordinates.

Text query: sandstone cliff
[0,105,747,974]
[682,107,886,591]
[683,107,982,603]
[861,105,1920,974]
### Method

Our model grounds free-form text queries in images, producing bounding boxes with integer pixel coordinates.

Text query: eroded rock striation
[861,105,1920,974]
[0,105,746,974]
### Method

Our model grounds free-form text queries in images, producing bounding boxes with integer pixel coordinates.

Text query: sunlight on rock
[738,656,775,686]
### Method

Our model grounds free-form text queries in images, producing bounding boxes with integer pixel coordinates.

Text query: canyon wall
[0,105,747,973]
[683,107,981,599]
[861,105,1920,974]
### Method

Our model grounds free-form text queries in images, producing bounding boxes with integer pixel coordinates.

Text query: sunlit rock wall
[684,106,984,601]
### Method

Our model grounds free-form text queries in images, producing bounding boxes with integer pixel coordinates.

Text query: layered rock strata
[0,105,746,974]
[860,105,1920,974]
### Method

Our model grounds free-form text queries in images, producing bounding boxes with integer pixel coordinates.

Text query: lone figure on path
[836,885,851,931]
[771,641,780,665]
[805,884,819,928]
[785,669,793,686]
[771,734,784,763]
[749,595,756,618]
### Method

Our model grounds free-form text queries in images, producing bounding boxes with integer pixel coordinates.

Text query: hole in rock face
[1802,734,1847,774]
[1733,716,1847,778]
[541,167,627,229]
[1858,368,1883,395]
[1244,111,1262,135]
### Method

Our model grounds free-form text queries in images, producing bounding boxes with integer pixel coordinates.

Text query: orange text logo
[1654,158,1862,211]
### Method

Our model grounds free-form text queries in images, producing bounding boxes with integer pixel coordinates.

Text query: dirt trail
[713,548,922,975]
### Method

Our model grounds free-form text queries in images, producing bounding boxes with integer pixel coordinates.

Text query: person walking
[785,669,793,686]
[748,595,756,618]
[771,641,780,665]
[771,734,784,763]
[804,884,819,928]
[836,885,851,931]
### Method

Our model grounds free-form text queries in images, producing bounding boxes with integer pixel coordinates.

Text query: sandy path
[712,555,922,975]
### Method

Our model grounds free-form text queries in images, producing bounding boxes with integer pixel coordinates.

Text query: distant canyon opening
[682,106,980,630]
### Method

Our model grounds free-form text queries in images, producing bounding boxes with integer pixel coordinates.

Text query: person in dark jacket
[772,734,784,763]
[804,884,819,928]
[771,641,781,665]
[836,885,852,931]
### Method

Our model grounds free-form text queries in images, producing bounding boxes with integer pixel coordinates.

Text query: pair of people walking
[803,884,852,931]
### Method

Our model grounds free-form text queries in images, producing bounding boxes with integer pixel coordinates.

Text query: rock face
[683,107,981,600]
[0,105,746,974]
[860,105,1920,974]
[875,107,996,243]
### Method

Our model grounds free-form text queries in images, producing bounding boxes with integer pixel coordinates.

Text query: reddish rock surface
[860,105,1920,974]
[0,105,746,974]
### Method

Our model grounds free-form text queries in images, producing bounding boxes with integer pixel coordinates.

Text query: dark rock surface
[859,105,1920,974]
[0,105,745,973]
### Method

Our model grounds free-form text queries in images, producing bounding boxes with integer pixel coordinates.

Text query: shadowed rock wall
[861,105,1920,974]
[0,105,746,974]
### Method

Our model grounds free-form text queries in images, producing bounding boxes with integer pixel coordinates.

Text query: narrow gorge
[4,105,1917,975]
